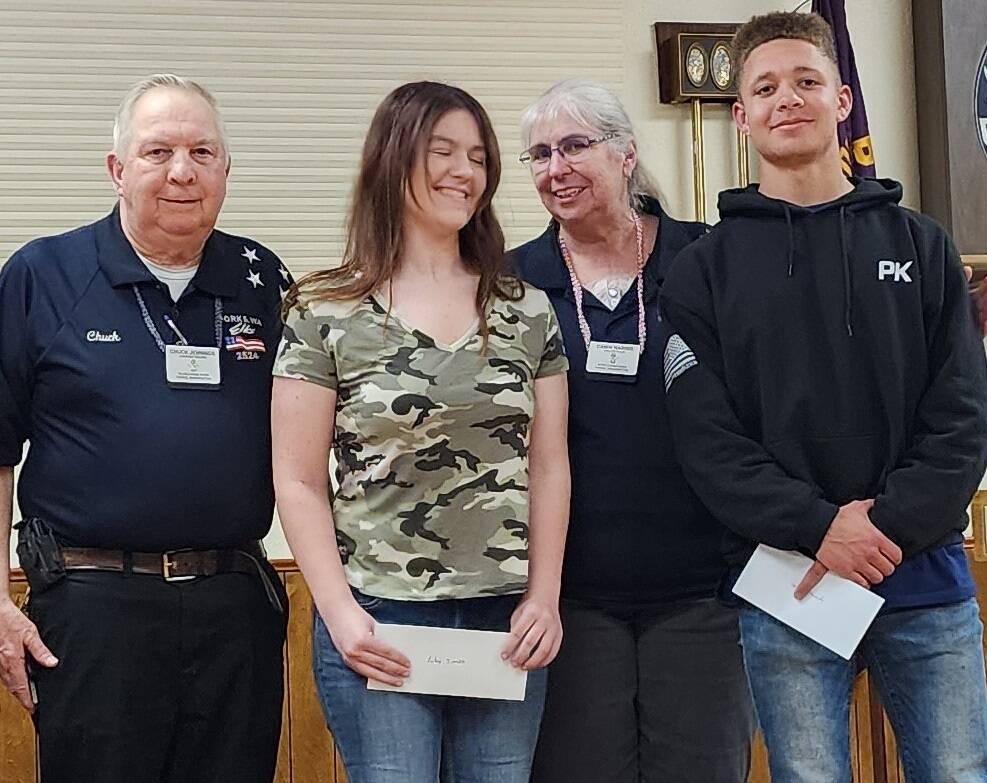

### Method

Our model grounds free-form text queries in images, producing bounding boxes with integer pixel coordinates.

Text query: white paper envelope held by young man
[367,624,528,701]
[732,544,885,660]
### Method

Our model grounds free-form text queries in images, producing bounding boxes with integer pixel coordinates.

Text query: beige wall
[7,0,926,566]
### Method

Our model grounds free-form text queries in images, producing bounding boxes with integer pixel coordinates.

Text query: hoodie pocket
[764,431,891,504]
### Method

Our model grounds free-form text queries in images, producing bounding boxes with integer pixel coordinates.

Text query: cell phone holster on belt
[15,517,66,594]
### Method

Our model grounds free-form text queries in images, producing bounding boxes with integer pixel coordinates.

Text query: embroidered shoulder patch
[663,334,698,392]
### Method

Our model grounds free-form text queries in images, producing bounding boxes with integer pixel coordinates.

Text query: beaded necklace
[558,209,646,350]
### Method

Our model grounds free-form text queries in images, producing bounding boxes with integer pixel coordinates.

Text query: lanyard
[132,285,223,353]
[558,210,646,350]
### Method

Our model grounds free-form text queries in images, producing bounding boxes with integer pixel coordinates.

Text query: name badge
[585,341,640,376]
[165,345,221,389]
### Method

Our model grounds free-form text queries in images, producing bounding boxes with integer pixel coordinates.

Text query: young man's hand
[794,499,902,599]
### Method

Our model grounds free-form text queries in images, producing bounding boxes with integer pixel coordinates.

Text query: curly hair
[732,12,838,92]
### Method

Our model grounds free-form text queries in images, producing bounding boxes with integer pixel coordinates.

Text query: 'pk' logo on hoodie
[877,259,913,283]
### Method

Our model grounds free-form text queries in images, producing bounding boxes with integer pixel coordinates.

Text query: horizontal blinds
[0,0,624,275]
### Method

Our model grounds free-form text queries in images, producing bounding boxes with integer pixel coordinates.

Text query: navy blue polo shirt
[0,208,290,551]
[512,199,727,606]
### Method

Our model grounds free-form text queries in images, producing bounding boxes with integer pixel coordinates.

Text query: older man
[0,75,289,782]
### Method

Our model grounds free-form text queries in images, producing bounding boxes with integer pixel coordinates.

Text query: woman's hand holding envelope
[326,601,412,687]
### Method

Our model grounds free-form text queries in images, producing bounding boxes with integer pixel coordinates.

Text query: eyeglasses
[519,132,618,167]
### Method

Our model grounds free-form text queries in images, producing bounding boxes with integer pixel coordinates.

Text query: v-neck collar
[369,293,481,352]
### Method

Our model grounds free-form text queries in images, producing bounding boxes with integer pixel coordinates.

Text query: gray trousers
[531,596,755,783]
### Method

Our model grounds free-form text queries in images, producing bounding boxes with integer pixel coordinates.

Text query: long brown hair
[284,81,522,340]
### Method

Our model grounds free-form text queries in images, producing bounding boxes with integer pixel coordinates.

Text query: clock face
[686,44,707,87]
[977,42,987,161]
[711,43,732,90]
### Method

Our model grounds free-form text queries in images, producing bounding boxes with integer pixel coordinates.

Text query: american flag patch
[224,335,266,353]
[663,334,697,392]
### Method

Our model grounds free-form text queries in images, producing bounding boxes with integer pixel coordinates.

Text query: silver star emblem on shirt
[246,270,264,288]
[279,265,290,282]
[241,246,260,264]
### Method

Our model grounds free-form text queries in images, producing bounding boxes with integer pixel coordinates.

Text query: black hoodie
[658,178,987,566]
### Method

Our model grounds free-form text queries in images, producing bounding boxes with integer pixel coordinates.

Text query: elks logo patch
[223,313,265,360]
[663,334,697,393]
[877,259,913,283]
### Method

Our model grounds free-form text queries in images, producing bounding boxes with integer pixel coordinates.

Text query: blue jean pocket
[350,587,384,611]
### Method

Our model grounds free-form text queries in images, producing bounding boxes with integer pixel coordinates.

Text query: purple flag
[812,0,876,177]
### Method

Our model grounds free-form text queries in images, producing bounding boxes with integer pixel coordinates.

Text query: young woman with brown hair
[271,81,570,783]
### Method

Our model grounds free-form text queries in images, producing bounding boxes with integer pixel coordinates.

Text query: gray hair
[112,74,230,162]
[519,79,662,211]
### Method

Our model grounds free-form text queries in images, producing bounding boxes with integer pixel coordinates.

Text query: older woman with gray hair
[511,79,755,783]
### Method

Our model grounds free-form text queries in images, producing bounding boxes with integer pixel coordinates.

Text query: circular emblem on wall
[686,44,707,87]
[711,43,733,90]
[976,42,987,161]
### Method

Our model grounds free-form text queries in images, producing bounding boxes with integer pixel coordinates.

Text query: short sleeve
[0,252,36,466]
[536,300,568,378]
[272,302,338,390]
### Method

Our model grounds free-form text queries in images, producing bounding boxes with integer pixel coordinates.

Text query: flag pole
[691,98,706,222]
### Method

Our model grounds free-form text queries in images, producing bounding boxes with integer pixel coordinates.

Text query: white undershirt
[137,252,199,302]
[587,275,635,311]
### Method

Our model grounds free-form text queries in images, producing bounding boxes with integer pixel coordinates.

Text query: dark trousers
[531,596,755,783]
[26,568,287,783]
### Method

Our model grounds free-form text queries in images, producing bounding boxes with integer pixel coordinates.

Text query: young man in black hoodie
[660,12,987,783]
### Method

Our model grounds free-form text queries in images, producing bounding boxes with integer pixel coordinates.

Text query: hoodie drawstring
[784,205,794,277]
[783,203,854,336]
[839,206,853,337]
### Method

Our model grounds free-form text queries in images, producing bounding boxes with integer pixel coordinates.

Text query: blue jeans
[312,591,548,783]
[740,598,987,783]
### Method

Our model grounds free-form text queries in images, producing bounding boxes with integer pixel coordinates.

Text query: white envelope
[367,623,528,701]
[732,544,885,660]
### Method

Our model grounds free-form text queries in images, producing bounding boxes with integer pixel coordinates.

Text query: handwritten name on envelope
[367,624,528,701]
[732,544,885,660]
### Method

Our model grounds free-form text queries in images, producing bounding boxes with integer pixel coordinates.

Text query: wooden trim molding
[6,552,987,782]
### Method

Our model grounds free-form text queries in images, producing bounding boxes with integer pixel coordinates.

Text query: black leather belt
[59,542,283,612]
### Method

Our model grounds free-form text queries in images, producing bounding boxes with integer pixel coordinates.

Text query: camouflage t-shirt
[273,286,568,600]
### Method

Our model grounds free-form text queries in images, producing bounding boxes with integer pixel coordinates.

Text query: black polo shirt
[0,208,290,551]
[511,199,726,606]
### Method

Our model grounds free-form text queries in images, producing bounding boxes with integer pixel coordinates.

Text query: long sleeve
[659,250,838,554]
[869,229,987,555]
